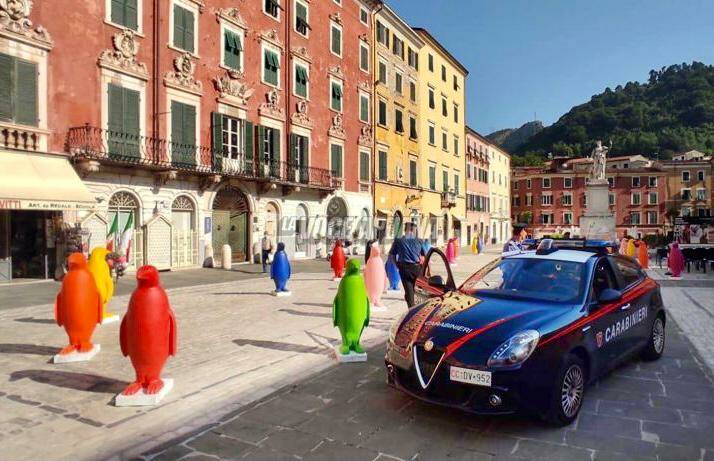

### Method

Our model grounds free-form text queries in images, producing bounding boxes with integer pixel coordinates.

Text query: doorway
[212,187,250,262]
[9,211,57,279]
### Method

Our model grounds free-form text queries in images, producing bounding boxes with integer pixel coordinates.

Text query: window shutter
[183,9,195,53]
[15,60,37,126]
[173,5,184,50]
[289,133,296,166]
[296,2,307,22]
[271,128,280,161]
[171,100,183,164]
[244,121,254,173]
[255,125,265,165]
[125,0,138,30]
[123,88,140,157]
[183,104,196,146]
[0,54,14,121]
[224,31,239,69]
[360,96,368,121]
[211,112,223,171]
[331,27,340,54]
[111,0,125,26]
[108,84,123,133]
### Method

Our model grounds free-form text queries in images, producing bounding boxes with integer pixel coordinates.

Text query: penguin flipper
[54,292,62,326]
[168,310,177,356]
[365,296,370,327]
[96,292,103,324]
[106,276,114,303]
[119,314,128,356]
[332,297,339,327]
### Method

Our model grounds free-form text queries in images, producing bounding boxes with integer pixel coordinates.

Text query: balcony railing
[67,125,334,189]
[441,190,457,208]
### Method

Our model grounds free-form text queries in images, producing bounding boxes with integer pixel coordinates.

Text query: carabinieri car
[385,239,666,425]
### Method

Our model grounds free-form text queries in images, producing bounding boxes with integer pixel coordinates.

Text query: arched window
[108,191,139,241]
[392,211,403,239]
[171,195,195,231]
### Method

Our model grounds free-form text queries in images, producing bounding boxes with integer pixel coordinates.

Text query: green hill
[486,121,543,152]
[516,62,714,160]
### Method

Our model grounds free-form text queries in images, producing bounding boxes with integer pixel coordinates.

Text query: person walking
[261,232,273,273]
[388,222,424,307]
[502,226,525,254]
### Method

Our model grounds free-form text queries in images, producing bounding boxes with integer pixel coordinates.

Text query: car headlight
[389,310,409,344]
[487,330,540,368]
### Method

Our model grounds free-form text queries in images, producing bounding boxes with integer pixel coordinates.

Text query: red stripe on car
[443,313,530,359]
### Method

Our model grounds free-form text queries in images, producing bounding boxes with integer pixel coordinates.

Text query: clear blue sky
[387,0,714,135]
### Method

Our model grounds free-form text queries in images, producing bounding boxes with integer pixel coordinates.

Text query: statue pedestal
[53,344,101,364]
[580,182,615,240]
[101,314,120,325]
[334,345,367,363]
[271,290,292,297]
[114,378,174,407]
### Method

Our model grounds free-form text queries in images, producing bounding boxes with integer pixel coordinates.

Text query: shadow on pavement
[0,343,58,356]
[9,369,128,394]
[278,309,331,318]
[292,302,333,308]
[233,339,333,356]
[212,292,274,296]
[14,317,56,325]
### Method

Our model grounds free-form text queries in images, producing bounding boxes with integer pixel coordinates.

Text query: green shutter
[360,96,368,122]
[125,0,138,30]
[107,84,123,157]
[256,125,265,169]
[270,127,280,161]
[331,145,342,177]
[183,9,195,53]
[224,30,240,70]
[15,60,37,126]
[211,112,223,171]
[296,2,307,21]
[122,88,139,157]
[244,121,254,174]
[173,5,184,49]
[0,54,14,121]
[183,104,196,146]
[171,100,183,161]
[289,133,296,166]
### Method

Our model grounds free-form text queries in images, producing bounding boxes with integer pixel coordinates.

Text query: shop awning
[0,150,96,211]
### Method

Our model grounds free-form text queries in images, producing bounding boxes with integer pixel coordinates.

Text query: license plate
[450,366,492,387]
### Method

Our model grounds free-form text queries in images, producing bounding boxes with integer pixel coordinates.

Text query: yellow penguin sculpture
[87,247,116,321]
[471,236,479,254]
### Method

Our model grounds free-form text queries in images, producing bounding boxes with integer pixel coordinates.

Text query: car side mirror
[428,275,445,288]
[598,288,622,304]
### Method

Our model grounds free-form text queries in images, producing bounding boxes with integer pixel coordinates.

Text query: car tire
[641,314,666,361]
[545,353,586,426]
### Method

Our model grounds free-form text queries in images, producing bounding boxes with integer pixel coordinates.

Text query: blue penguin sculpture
[385,254,401,291]
[421,239,432,255]
[270,242,291,292]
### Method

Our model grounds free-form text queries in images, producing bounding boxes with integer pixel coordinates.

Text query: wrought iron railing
[66,125,334,189]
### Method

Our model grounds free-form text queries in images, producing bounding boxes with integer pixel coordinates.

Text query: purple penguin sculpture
[364,243,388,309]
[668,242,685,278]
[385,255,401,291]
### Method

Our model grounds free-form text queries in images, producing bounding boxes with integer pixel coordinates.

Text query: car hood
[394,291,575,364]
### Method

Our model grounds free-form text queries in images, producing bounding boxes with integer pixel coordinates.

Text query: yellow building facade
[414,28,468,247]
[488,144,512,244]
[372,5,424,242]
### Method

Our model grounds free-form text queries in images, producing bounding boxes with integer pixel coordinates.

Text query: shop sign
[0,199,95,211]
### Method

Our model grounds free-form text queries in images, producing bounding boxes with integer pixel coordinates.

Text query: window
[428,88,435,109]
[453,104,459,123]
[0,53,38,126]
[359,93,369,123]
[649,176,657,187]
[378,150,387,180]
[289,133,308,169]
[107,84,140,156]
[111,0,139,30]
[394,108,403,133]
[429,164,436,190]
[563,212,573,225]
[681,207,692,217]
[378,100,387,126]
[629,212,640,225]
[441,96,447,117]
[428,53,434,71]
[170,100,197,165]
[359,150,370,181]
[360,7,368,25]
[609,193,615,206]
[525,194,532,206]
[409,116,417,139]
[407,48,418,69]
[258,126,280,169]
[409,159,417,187]
[409,81,416,102]
[697,188,707,201]
[561,193,572,206]
[454,174,460,194]
[359,42,369,72]
[542,213,553,224]
[215,114,247,161]
[428,123,435,145]
[223,28,243,71]
[647,211,657,224]
[441,65,446,81]
[392,36,404,59]
[442,170,449,192]
[376,21,389,47]
[262,48,280,86]
[395,72,402,94]
[682,171,690,182]
[631,192,641,205]
[682,188,691,200]
[295,0,309,36]
[294,62,309,98]
[330,144,343,177]
[541,193,553,205]
[264,0,280,18]
[172,3,195,53]
[615,257,644,289]
[453,136,459,156]
[564,177,573,188]
[526,179,532,189]
[330,80,343,112]
[608,177,614,188]
[378,61,387,85]
[631,176,640,187]
[453,75,459,91]
[542,177,551,188]
[648,192,657,205]
[330,23,342,57]
[442,131,448,151]
[698,170,705,182]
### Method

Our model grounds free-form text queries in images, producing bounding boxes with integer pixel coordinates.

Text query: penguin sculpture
[637,240,649,269]
[270,242,291,295]
[333,258,370,357]
[667,242,685,278]
[454,237,460,258]
[330,240,346,280]
[477,235,484,254]
[471,236,478,254]
[385,254,401,291]
[87,247,117,322]
[54,253,102,359]
[364,243,388,310]
[626,239,636,258]
[119,266,177,398]
[446,238,456,264]
[421,239,432,255]
[619,238,629,255]
[364,239,376,264]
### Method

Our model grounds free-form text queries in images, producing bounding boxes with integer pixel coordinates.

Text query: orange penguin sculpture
[54,253,102,355]
[120,265,177,395]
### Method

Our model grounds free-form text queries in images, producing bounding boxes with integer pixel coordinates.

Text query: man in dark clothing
[389,223,424,307]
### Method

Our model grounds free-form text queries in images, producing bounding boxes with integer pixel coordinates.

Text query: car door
[610,255,651,350]
[587,256,625,369]
[414,248,456,305]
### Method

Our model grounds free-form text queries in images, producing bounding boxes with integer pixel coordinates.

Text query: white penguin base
[271,290,292,297]
[669,276,682,280]
[332,277,342,282]
[114,378,174,407]
[53,344,101,364]
[371,303,387,312]
[101,314,120,325]
[334,345,367,363]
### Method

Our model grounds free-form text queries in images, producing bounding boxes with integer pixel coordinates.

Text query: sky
[387,0,714,135]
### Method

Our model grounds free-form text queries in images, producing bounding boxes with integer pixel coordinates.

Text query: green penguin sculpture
[333,258,370,355]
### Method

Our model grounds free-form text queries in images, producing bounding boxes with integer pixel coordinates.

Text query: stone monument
[579,141,616,240]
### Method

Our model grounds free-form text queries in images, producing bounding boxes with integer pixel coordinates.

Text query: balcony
[441,190,457,208]
[66,125,334,191]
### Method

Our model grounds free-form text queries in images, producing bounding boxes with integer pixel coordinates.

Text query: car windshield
[460,257,586,303]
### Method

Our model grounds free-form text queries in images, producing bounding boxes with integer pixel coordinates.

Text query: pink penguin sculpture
[446,238,456,264]
[364,243,388,309]
[668,242,685,278]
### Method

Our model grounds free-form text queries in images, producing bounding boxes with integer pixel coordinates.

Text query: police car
[385,239,666,425]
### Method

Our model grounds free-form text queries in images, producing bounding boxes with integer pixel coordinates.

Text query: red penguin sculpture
[54,253,102,355]
[120,266,177,395]
[331,240,346,278]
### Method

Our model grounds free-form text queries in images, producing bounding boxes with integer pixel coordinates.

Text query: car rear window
[462,258,586,303]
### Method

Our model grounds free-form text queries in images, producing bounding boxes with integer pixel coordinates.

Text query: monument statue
[589,140,609,183]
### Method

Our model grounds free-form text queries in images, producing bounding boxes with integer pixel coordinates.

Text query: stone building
[465,127,491,245]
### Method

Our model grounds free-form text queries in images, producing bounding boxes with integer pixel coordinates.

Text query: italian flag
[106,214,119,251]
[118,213,134,260]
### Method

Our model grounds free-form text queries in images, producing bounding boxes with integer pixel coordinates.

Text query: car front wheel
[641,314,666,361]
[546,353,585,426]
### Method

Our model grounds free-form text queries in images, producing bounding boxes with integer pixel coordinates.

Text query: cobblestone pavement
[141,318,714,461]
[0,249,497,461]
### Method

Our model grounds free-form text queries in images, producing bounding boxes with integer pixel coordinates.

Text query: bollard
[333,259,369,362]
[116,266,177,406]
[53,253,102,363]
[221,244,232,270]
